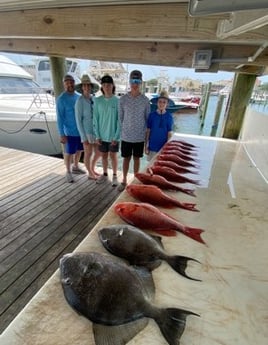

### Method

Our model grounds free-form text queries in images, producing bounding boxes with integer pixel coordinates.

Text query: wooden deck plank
[0,146,125,333]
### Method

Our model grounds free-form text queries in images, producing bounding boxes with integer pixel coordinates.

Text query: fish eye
[64,277,71,285]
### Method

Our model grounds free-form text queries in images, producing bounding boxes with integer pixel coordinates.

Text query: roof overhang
[0,1,267,76]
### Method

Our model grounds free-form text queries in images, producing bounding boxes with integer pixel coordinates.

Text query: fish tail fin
[179,202,199,212]
[155,308,199,345]
[179,187,196,197]
[182,226,206,244]
[166,255,202,281]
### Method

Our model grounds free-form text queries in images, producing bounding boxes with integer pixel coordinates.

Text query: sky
[121,62,235,83]
[2,52,268,84]
[79,58,268,84]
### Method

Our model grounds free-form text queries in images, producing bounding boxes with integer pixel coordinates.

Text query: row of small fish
[60,139,203,345]
[115,140,205,245]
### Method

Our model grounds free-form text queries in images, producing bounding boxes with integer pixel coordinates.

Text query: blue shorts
[64,136,83,154]
[98,141,119,153]
[121,141,144,158]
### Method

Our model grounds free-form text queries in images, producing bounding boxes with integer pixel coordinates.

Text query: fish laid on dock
[153,159,198,174]
[162,144,199,155]
[98,224,201,281]
[160,148,198,162]
[148,166,200,185]
[126,184,199,211]
[135,172,196,197]
[168,139,198,149]
[114,201,206,244]
[158,153,199,168]
[60,252,199,345]
[162,141,197,156]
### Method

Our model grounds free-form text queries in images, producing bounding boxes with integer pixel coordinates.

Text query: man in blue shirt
[56,74,85,183]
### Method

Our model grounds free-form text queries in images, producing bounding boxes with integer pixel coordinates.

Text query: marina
[1,115,267,343]
[0,1,268,344]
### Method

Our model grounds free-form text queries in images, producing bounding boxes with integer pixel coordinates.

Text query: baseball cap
[130,70,142,80]
[63,74,75,82]
[101,75,114,84]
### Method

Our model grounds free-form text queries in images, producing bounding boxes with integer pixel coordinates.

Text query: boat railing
[26,87,56,114]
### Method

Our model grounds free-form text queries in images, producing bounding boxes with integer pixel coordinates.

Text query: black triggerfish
[98,224,201,281]
[60,252,199,345]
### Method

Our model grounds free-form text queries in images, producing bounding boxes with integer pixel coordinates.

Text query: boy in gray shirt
[118,70,150,191]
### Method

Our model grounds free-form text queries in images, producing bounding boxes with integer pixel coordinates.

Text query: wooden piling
[49,56,66,98]
[199,82,212,128]
[222,73,256,139]
[210,94,225,136]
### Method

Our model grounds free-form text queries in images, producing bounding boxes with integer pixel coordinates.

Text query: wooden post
[49,56,66,98]
[200,82,212,128]
[222,73,256,139]
[210,94,225,136]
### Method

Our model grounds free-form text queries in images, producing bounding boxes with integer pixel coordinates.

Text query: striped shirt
[119,93,150,142]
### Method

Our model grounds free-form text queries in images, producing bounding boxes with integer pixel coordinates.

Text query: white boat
[89,60,128,96]
[34,57,81,91]
[0,55,62,156]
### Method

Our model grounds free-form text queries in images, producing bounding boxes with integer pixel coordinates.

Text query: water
[173,96,268,138]
[137,96,268,172]
[173,95,228,137]
[115,96,268,173]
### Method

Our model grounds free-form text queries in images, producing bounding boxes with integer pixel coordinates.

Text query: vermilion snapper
[135,172,196,197]
[160,149,199,162]
[148,166,200,185]
[163,144,198,155]
[162,143,197,156]
[153,160,198,175]
[161,145,198,157]
[126,184,199,211]
[114,202,205,244]
[158,154,199,168]
[168,139,197,149]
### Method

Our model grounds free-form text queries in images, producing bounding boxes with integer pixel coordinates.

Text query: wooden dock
[0,146,124,333]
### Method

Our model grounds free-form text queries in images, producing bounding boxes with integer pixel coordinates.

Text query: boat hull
[0,55,62,156]
[0,114,62,156]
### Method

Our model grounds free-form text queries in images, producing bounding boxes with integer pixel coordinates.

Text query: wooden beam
[217,10,268,39]
[222,73,257,139]
[0,4,266,44]
[1,39,268,72]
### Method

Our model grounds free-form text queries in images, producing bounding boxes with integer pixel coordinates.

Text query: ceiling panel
[0,0,186,12]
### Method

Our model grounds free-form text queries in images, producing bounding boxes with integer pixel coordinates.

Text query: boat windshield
[0,76,41,94]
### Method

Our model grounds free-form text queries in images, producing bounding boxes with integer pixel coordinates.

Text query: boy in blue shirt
[145,90,173,161]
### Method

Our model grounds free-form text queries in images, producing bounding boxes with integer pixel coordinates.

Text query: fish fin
[153,229,177,237]
[166,255,202,281]
[183,226,206,244]
[134,266,155,298]
[150,234,164,248]
[155,308,199,345]
[179,188,196,197]
[93,318,149,345]
[180,202,199,212]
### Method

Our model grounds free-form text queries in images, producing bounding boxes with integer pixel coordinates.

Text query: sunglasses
[130,78,142,84]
